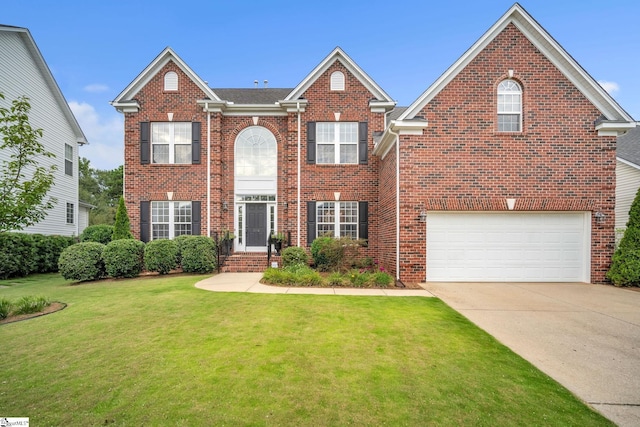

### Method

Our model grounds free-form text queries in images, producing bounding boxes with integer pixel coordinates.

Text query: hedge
[58,242,106,282]
[103,239,145,278]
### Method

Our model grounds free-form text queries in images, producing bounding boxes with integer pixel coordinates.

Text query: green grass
[1,274,612,426]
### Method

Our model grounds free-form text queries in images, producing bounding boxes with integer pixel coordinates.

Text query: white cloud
[69,101,123,170]
[598,80,620,94]
[83,83,109,93]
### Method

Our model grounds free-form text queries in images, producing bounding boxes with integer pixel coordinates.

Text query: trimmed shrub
[13,295,50,315]
[0,232,36,279]
[112,196,134,240]
[174,234,192,265]
[58,242,106,282]
[608,186,640,286]
[80,224,114,245]
[180,236,217,273]
[311,236,364,272]
[32,234,75,273]
[281,246,309,267]
[103,239,145,278]
[0,298,12,320]
[144,239,178,275]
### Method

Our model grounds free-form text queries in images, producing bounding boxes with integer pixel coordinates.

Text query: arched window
[235,126,277,177]
[164,71,178,91]
[330,71,345,91]
[497,80,522,132]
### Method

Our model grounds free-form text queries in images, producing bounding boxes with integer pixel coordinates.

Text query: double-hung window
[151,122,192,164]
[316,122,358,164]
[151,201,192,239]
[497,80,522,132]
[316,201,358,239]
[66,202,74,224]
[64,143,73,176]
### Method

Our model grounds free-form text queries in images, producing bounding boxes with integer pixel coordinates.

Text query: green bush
[281,246,309,267]
[144,239,178,274]
[372,271,394,287]
[326,272,346,287]
[58,242,106,282]
[608,186,640,286]
[180,236,217,273]
[311,236,364,272]
[0,297,12,320]
[32,234,75,273]
[112,196,134,240]
[0,232,36,279]
[174,234,192,265]
[13,295,51,315]
[103,239,145,278]
[80,224,114,245]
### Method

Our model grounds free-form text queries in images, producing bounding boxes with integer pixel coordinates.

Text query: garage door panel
[426,212,590,282]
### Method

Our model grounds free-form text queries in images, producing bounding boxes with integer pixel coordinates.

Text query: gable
[111,47,220,112]
[399,3,634,133]
[285,47,394,107]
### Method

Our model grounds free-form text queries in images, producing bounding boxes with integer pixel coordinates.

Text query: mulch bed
[0,302,66,325]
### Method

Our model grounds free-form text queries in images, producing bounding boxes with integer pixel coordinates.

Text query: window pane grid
[316,122,358,164]
[151,201,191,239]
[316,201,358,238]
[497,80,522,132]
[151,122,191,164]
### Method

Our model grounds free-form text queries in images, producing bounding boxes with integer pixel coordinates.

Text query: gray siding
[615,160,640,230]
[0,30,80,236]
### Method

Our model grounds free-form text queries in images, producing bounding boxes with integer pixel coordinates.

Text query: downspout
[206,105,211,237]
[296,101,301,247]
[386,123,402,285]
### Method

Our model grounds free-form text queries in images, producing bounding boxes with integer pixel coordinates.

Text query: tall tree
[78,157,123,225]
[112,195,133,240]
[0,93,56,232]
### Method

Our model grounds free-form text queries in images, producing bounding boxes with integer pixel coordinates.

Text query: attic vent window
[164,71,178,91]
[330,71,345,91]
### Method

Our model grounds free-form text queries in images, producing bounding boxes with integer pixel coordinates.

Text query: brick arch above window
[164,71,178,91]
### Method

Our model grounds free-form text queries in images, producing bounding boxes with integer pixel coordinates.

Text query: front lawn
[1,274,611,426]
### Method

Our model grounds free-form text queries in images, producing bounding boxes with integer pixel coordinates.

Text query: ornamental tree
[0,93,56,232]
[112,196,133,240]
[608,186,640,286]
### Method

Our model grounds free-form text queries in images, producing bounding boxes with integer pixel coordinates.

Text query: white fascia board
[399,4,634,124]
[196,99,227,113]
[285,47,394,103]
[617,157,640,171]
[111,101,141,113]
[373,119,428,158]
[595,121,636,136]
[4,27,88,144]
[278,99,309,112]
[112,47,221,105]
[223,104,288,116]
[370,100,397,113]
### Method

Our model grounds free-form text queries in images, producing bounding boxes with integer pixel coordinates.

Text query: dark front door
[246,203,267,247]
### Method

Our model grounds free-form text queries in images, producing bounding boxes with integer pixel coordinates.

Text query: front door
[246,203,267,247]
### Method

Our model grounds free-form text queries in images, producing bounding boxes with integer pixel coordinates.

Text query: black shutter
[192,122,201,164]
[307,122,316,164]
[307,201,316,246]
[140,201,150,242]
[358,122,368,165]
[191,201,201,235]
[140,122,150,164]
[358,201,368,243]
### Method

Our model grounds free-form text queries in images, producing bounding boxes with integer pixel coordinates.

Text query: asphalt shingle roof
[617,125,640,166]
[212,88,293,104]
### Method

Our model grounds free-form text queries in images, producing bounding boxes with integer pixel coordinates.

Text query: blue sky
[3,0,639,170]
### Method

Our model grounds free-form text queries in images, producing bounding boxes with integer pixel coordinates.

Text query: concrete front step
[221,253,282,272]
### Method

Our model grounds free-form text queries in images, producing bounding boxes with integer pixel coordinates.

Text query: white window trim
[151,122,191,164]
[64,143,73,176]
[316,201,358,239]
[316,122,358,165]
[330,71,345,91]
[497,79,522,132]
[151,201,192,240]
[66,202,74,224]
[164,71,178,91]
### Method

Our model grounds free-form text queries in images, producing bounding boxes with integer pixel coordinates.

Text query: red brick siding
[378,142,397,277]
[123,62,208,239]
[397,23,616,283]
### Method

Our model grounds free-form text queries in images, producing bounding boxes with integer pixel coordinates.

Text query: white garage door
[426,212,590,282]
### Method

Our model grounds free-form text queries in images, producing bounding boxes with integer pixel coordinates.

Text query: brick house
[112,4,634,283]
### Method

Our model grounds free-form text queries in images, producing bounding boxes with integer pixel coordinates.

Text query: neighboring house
[0,25,89,236]
[112,4,634,284]
[616,125,640,232]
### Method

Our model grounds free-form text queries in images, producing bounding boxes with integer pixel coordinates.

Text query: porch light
[223,201,228,211]
[594,211,605,223]
[418,211,427,222]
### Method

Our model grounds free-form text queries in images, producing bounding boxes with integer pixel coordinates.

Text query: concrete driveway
[421,282,640,427]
